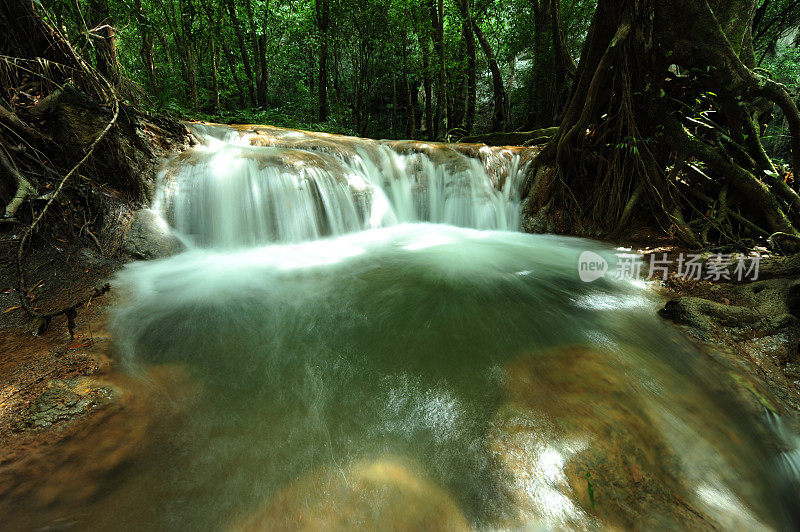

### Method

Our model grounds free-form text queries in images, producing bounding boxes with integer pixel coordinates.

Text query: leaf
[585,471,595,508]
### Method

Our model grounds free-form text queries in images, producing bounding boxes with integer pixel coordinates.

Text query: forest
[39,0,597,138]
[2,0,800,241]
[3,0,800,529]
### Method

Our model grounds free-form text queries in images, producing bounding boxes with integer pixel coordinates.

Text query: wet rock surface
[27,377,117,429]
[489,345,775,530]
[122,208,185,259]
[232,457,470,531]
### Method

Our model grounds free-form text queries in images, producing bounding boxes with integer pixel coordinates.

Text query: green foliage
[585,470,595,508]
[753,0,800,57]
[39,0,597,137]
[759,42,800,165]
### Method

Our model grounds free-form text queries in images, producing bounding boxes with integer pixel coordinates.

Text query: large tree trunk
[550,0,577,82]
[523,0,800,244]
[528,0,575,128]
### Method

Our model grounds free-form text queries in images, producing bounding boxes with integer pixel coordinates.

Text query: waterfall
[154,124,530,247]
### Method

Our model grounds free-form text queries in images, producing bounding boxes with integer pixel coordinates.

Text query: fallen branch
[459,127,558,146]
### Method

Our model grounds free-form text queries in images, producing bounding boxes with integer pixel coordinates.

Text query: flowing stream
[93,124,800,529]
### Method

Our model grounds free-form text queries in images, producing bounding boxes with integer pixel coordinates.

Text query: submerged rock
[231,456,470,531]
[489,345,772,530]
[122,209,184,260]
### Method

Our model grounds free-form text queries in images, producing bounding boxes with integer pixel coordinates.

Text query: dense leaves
[38,0,595,138]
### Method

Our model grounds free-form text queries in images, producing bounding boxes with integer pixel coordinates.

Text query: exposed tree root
[666,119,798,237]
[30,283,111,339]
[0,145,35,217]
[660,274,800,371]
[520,1,800,249]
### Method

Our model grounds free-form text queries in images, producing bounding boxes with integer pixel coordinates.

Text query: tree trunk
[529,0,567,128]
[316,0,330,121]
[180,0,199,111]
[392,74,398,138]
[199,0,247,107]
[226,0,256,106]
[428,0,448,139]
[524,0,800,243]
[211,35,221,113]
[472,18,508,132]
[457,0,477,135]
[134,0,157,93]
[87,0,120,87]
[550,0,577,81]
[244,0,267,108]
[402,27,416,138]
[414,10,434,140]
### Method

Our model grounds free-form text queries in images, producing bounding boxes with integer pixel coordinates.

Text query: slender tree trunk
[198,0,246,107]
[257,8,269,107]
[243,0,264,108]
[211,35,220,113]
[333,43,342,119]
[134,0,157,92]
[392,74,398,137]
[226,0,256,106]
[315,0,330,121]
[456,0,476,134]
[428,0,447,139]
[472,18,508,131]
[414,13,434,139]
[87,0,120,86]
[164,0,198,110]
[180,0,199,110]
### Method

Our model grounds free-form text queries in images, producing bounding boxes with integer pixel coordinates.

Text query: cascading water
[48,124,799,530]
[155,124,526,247]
